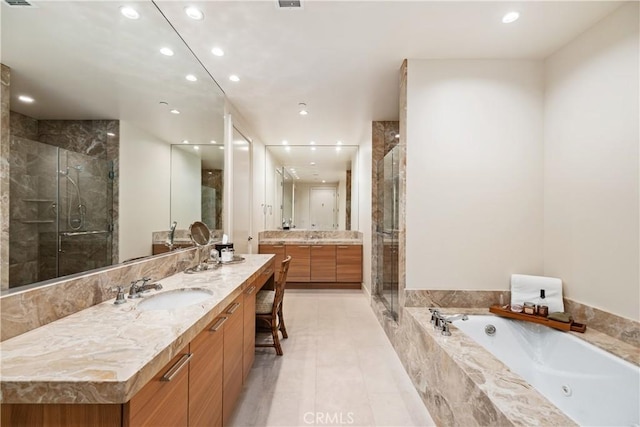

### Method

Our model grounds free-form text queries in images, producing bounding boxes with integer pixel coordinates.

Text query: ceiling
[155,0,623,147]
[1,1,623,153]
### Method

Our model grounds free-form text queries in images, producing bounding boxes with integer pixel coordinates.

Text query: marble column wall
[346,169,351,230]
[0,65,10,290]
[202,169,223,230]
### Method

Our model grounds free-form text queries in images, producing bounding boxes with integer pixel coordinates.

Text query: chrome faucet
[128,277,162,299]
[429,308,468,336]
[166,221,178,251]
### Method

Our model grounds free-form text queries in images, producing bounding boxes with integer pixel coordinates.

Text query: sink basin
[137,288,213,311]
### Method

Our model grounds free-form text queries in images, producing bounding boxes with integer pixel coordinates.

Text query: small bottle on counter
[538,305,549,317]
[523,302,536,315]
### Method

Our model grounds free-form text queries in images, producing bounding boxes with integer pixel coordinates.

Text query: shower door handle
[58,234,64,253]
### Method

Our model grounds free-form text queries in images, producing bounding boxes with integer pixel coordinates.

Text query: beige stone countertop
[0,254,274,405]
[258,238,362,245]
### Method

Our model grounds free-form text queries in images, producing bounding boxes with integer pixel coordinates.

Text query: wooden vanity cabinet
[285,245,311,282]
[310,245,336,282]
[258,244,285,277]
[222,295,244,425]
[336,245,363,283]
[124,344,191,427]
[188,316,225,427]
[243,284,257,383]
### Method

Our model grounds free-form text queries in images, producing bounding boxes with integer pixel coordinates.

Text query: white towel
[510,274,564,314]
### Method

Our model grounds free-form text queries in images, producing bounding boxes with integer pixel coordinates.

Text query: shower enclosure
[375,144,400,319]
[8,139,114,288]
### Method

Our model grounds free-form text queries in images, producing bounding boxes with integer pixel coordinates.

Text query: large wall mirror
[1,1,225,291]
[265,145,358,231]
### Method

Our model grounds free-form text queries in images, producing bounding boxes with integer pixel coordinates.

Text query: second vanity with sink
[1,253,275,427]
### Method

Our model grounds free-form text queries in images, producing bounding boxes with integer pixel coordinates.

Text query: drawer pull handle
[226,302,241,314]
[161,353,192,382]
[246,285,256,295]
[263,269,273,276]
[209,317,228,332]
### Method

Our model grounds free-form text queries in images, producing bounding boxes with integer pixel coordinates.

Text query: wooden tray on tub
[489,305,587,333]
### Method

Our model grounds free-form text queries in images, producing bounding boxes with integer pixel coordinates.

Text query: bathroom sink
[137,288,213,311]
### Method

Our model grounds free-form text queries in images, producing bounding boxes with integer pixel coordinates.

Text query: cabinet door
[222,296,244,425]
[310,245,336,282]
[125,345,191,427]
[243,282,257,382]
[258,245,285,277]
[286,245,311,282]
[189,316,224,427]
[336,245,363,283]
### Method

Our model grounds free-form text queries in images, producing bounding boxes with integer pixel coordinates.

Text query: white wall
[170,147,201,228]
[405,59,545,290]
[357,130,373,295]
[119,121,171,261]
[543,3,639,320]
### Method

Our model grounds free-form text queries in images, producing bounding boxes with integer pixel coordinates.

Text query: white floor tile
[228,290,436,427]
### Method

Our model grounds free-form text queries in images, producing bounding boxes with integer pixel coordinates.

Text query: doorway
[309,187,337,230]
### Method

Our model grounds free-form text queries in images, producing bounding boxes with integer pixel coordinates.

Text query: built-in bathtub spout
[444,314,469,322]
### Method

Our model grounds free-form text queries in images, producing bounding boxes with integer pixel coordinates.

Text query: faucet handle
[110,286,127,305]
[441,321,452,336]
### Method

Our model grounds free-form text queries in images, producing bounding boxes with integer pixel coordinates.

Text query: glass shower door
[376,145,400,319]
[57,149,113,277]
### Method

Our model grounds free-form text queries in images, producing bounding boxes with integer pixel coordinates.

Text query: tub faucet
[444,314,469,322]
[166,221,178,251]
[128,277,162,299]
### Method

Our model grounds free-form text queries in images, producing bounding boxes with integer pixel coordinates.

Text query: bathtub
[454,315,640,426]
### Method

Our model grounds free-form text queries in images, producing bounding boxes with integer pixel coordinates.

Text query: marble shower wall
[5,108,119,289]
[346,169,351,230]
[0,65,10,289]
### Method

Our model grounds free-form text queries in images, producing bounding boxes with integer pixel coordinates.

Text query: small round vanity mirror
[189,221,211,246]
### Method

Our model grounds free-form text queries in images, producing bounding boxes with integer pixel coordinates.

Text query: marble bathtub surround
[404,289,640,348]
[371,298,576,426]
[0,244,213,341]
[0,254,274,404]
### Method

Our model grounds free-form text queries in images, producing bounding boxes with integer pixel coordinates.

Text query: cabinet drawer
[258,245,285,277]
[310,245,336,282]
[222,296,244,425]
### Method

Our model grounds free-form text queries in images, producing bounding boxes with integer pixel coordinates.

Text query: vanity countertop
[0,254,274,405]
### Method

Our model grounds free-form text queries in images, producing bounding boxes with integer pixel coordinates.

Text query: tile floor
[228,290,436,427]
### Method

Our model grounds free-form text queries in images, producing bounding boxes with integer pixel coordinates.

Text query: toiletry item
[221,248,234,262]
[510,304,523,313]
[523,302,536,315]
[539,305,549,317]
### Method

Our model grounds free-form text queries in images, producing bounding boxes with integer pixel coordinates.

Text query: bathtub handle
[441,320,451,336]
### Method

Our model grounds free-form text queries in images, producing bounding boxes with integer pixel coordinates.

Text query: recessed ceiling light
[211,47,224,57]
[229,75,240,82]
[18,95,34,103]
[208,171,213,175]
[285,146,291,152]
[160,47,174,56]
[282,140,288,145]
[170,109,180,114]
[107,132,116,137]
[309,141,316,145]
[298,103,308,116]
[159,101,168,105]
[310,162,316,166]
[120,6,140,20]
[219,146,224,150]
[322,180,326,183]
[502,11,520,23]
[336,140,342,145]
[184,6,204,20]
[182,140,189,144]
[311,147,316,151]
[186,74,197,82]
[193,146,200,150]
[336,147,342,152]
[210,140,217,144]
[395,134,400,139]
